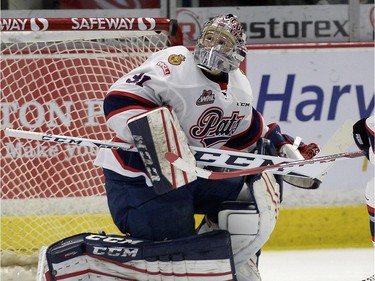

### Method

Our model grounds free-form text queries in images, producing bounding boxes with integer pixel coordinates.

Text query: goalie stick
[280,119,355,188]
[166,119,359,184]
[4,128,363,181]
[4,128,138,151]
[315,119,355,181]
[165,150,365,180]
[4,128,310,177]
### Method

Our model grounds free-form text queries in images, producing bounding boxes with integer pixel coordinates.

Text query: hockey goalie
[38,14,320,281]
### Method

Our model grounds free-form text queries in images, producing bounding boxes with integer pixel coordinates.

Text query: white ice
[259,248,374,281]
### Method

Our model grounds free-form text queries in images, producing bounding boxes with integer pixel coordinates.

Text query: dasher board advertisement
[176,5,374,45]
[245,43,374,205]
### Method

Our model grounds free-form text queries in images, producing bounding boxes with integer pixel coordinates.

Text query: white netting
[0,18,174,277]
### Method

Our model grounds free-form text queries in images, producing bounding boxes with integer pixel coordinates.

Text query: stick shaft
[5,128,364,180]
[208,150,364,179]
[165,150,364,180]
[5,128,138,151]
[4,128,291,169]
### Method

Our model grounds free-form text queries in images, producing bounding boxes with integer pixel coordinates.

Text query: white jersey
[365,116,374,244]
[95,46,268,185]
[365,116,375,159]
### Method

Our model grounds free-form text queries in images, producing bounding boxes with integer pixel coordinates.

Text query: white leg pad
[220,172,280,273]
[236,257,262,281]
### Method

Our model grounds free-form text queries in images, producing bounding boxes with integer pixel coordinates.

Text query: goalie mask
[194,14,247,73]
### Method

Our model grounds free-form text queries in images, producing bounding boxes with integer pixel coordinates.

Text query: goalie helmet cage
[0,17,180,271]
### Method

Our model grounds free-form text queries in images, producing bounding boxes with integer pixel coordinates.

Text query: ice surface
[1,248,373,281]
[259,248,374,281]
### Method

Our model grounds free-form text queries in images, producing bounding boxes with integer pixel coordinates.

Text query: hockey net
[0,17,179,276]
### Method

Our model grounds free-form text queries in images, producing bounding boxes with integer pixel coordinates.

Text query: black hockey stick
[165,150,365,180]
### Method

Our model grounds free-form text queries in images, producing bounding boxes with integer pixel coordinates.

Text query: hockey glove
[353,117,371,160]
[265,123,321,189]
[265,123,320,159]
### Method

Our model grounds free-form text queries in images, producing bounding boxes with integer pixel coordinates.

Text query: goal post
[0,17,181,270]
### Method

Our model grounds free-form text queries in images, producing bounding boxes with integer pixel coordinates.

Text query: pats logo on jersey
[190,107,244,147]
[196,90,215,105]
[168,54,185,65]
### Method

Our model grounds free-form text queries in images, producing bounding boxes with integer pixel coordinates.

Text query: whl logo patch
[196,90,215,105]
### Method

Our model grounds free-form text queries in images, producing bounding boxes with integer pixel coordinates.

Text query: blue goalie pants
[103,168,244,241]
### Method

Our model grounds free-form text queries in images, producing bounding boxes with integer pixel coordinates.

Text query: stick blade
[317,119,355,180]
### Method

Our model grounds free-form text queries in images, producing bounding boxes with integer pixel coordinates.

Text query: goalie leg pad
[217,202,263,281]
[39,231,236,281]
[127,106,197,194]
[220,173,280,271]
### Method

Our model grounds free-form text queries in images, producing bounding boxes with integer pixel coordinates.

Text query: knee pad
[218,201,259,236]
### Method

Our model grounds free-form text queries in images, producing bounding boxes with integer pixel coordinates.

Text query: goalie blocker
[37,230,236,281]
[127,106,197,194]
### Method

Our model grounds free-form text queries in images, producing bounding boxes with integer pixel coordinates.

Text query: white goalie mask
[194,14,247,73]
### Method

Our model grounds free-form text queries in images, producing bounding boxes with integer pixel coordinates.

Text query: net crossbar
[0,17,177,270]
